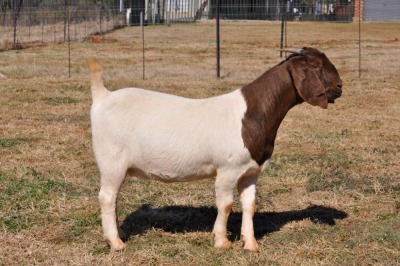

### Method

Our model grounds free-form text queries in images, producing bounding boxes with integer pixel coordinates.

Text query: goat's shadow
[120,204,348,241]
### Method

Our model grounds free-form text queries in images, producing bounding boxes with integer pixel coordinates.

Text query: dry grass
[0,21,399,265]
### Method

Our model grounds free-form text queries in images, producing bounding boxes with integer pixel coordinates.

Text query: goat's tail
[87,58,108,100]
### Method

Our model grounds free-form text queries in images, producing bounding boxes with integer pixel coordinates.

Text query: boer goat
[87,47,342,252]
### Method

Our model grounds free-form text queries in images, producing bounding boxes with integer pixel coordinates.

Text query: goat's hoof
[110,239,126,251]
[243,240,259,252]
[214,238,232,250]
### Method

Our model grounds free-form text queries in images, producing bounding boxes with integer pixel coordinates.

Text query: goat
[87,47,342,252]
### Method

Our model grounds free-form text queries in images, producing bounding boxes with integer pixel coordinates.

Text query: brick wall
[353,0,364,21]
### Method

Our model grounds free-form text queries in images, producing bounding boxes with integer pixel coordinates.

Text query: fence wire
[0,0,399,80]
[0,0,362,51]
[1,2,125,50]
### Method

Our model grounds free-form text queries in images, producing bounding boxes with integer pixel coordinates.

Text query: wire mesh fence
[1,0,361,51]
[0,0,399,81]
[0,1,126,51]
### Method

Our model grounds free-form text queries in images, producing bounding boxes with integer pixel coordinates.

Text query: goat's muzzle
[326,85,342,103]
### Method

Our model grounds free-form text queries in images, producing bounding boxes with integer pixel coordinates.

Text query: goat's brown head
[286,47,342,109]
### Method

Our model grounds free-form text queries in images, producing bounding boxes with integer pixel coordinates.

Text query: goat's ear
[288,59,328,109]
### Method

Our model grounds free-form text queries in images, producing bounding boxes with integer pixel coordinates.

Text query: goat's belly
[127,163,217,183]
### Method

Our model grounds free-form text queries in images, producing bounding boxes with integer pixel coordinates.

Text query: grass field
[0,21,399,265]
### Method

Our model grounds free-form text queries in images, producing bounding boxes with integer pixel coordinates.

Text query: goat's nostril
[337,84,342,89]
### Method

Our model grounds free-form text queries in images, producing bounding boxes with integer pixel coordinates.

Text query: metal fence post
[99,0,103,34]
[358,0,361,78]
[13,0,17,49]
[141,11,145,80]
[68,6,71,78]
[216,0,220,79]
[280,14,284,58]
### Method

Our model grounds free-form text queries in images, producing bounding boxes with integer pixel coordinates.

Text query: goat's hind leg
[98,163,127,251]
[213,171,237,250]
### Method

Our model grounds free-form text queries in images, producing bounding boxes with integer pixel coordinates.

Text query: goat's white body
[91,88,260,183]
[92,86,262,251]
[87,58,271,252]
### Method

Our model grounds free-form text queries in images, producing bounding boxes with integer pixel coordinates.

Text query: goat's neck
[241,66,299,165]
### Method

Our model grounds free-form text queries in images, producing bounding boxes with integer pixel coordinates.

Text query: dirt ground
[0,21,399,265]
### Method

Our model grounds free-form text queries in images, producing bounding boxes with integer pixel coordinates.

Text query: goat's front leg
[213,173,236,250]
[237,175,259,252]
